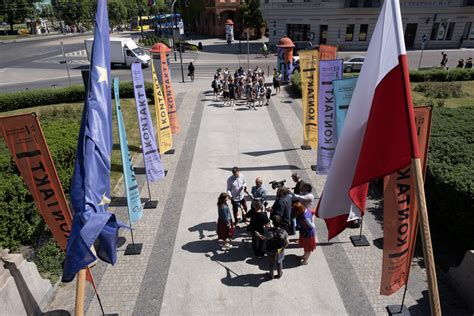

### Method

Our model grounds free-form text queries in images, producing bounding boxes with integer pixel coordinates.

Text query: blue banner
[316,59,343,175]
[114,78,143,225]
[333,77,358,141]
[131,63,165,182]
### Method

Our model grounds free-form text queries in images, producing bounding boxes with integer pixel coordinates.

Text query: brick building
[196,0,242,37]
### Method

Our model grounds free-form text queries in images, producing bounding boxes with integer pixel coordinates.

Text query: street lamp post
[171,0,185,83]
[247,28,250,71]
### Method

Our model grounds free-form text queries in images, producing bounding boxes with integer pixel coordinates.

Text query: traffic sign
[421,34,427,43]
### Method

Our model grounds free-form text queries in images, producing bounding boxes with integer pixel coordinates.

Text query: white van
[85,37,150,67]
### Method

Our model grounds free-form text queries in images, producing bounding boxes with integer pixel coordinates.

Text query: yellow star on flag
[96,66,108,86]
[98,193,111,206]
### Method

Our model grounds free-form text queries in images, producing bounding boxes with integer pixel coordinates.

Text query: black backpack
[212,80,217,89]
[266,228,286,252]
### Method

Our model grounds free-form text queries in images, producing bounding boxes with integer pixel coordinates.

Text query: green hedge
[426,106,473,250]
[138,35,170,47]
[0,81,153,112]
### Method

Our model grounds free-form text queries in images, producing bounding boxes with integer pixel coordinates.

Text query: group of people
[440,51,473,69]
[217,168,317,280]
[211,67,273,109]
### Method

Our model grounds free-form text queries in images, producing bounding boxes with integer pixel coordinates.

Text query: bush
[413,82,465,99]
[291,71,302,97]
[34,238,65,284]
[426,106,473,251]
[0,81,153,112]
[191,46,199,52]
[409,68,474,82]
[138,35,170,47]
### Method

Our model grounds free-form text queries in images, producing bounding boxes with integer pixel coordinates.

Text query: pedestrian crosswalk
[65,49,87,57]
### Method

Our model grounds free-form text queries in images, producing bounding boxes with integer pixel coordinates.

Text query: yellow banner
[152,62,173,154]
[299,49,319,148]
[160,50,180,134]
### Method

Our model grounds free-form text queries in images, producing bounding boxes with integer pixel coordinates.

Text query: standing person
[440,51,448,69]
[188,62,195,81]
[222,80,230,106]
[457,59,465,68]
[291,173,305,195]
[265,87,272,105]
[255,215,289,279]
[212,75,220,101]
[228,78,236,107]
[293,202,316,265]
[245,200,269,257]
[291,183,315,211]
[267,187,292,230]
[246,177,269,208]
[226,167,248,223]
[216,193,234,249]
[273,70,281,94]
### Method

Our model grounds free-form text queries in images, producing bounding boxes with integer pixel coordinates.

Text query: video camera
[269,179,286,190]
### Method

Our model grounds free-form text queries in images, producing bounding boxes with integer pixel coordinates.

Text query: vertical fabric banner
[0,114,72,250]
[333,77,358,141]
[316,59,343,174]
[299,49,319,148]
[319,44,337,60]
[114,78,143,224]
[380,107,432,295]
[131,63,166,182]
[152,62,173,154]
[160,50,180,134]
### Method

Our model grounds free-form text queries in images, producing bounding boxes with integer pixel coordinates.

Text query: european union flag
[62,0,126,282]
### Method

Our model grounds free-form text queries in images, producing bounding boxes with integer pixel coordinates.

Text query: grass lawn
[0,98,154,191]
[411,81,474,108]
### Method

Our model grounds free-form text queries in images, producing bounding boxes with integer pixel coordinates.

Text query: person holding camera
[226,167,248,224]
[291,183,315,211]
[267,187,292,229]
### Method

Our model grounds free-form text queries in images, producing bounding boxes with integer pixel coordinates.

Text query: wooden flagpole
[75,269,87,316]
[412,158,442,316]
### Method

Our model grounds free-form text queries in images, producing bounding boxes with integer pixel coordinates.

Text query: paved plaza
[44,39,471,316]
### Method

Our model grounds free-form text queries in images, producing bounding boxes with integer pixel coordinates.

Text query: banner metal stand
[124,222,143,255]
[386,286,410,316]
[349,217,370,247]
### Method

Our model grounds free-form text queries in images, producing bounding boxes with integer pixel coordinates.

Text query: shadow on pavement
[242,148,298,157]
[208,103,228,108]
[220,165,301,172]
[221,269,268,287]
[42,310,71,316]
[188,221,216,240]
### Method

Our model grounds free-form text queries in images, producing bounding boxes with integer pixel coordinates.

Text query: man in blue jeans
[226,167,248,223]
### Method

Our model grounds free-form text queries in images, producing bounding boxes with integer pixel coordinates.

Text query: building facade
[195,0,242,37]
[261,0,474,50]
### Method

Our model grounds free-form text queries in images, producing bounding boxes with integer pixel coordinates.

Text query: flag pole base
[386,304,410,316]
[144,200,158,209]
[300,145,312,150]
[349,235,370,247]
[310,165,317,171]
[110,197,149,207]
[165,149,175,155]
[124,243,143,256]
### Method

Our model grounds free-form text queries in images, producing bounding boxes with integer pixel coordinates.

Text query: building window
[345,24,355,41]
[287,0,293,2]
[359,24,368,41]
[430,22,439,40]
[446,22,455,40]
[287,24,310,41]
[349,0,359,7]
[462,22,471,39]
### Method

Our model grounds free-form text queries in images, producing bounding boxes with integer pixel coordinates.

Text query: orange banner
[160,50,180,134]
[0,113,72,250]
[380,106,432,295]
[319,44,337,60]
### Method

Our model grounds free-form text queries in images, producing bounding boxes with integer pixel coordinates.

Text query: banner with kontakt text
[299,49,319,148]
[160,50,180,134]
[152,62,173,154]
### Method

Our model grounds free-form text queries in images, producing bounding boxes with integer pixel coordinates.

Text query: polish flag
[317,0,420,239]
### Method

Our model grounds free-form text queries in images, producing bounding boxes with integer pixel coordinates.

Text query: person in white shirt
[226,167,248,223]
[291,183,315,211]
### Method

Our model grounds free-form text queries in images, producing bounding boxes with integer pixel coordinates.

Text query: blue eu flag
[62,0,125,282]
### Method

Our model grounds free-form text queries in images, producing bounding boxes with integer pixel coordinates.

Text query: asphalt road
[1,33,473,93]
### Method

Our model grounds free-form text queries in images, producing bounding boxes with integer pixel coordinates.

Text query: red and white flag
[317,0,420,239]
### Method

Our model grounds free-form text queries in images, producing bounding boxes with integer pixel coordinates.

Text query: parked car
[343,56,365,73]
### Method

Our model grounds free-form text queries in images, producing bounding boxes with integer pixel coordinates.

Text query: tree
[52,0,92,26]
[178,0,203,33]
[108,0,128,29]
[1,0,34,32]
[239,0,265,38]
